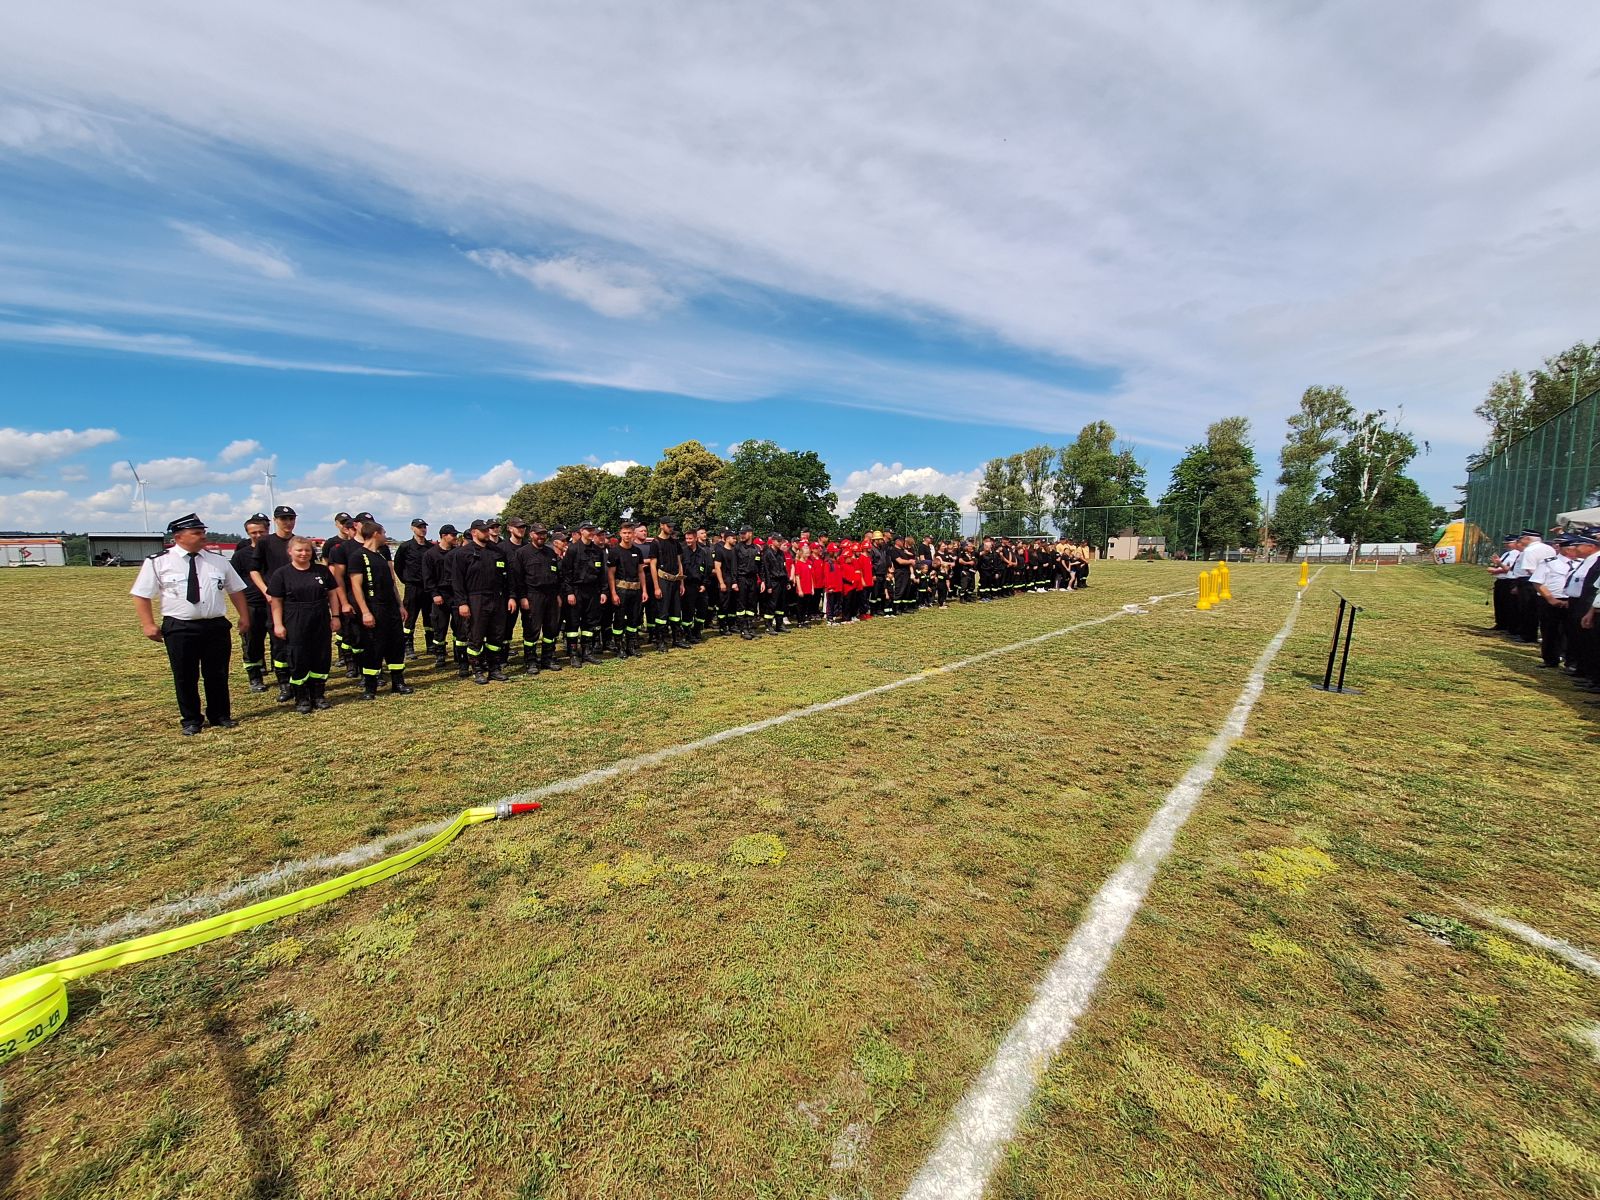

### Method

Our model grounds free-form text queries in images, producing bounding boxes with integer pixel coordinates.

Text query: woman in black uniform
[267,536,344,714]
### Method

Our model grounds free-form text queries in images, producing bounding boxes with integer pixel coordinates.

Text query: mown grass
[0,563,1594,1198]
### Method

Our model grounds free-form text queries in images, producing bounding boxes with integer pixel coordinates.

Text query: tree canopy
[716,440,837,535]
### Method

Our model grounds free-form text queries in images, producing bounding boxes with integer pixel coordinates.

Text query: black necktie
[186,553,201,604]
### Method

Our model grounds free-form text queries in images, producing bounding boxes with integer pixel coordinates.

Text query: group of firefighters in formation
[1486,525,1600,694]
[227,506,1095,710]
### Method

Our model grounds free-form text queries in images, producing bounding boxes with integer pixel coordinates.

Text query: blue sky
[3,1,1598,532]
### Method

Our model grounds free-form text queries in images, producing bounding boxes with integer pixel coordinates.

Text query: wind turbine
[263,469,277,511]
[128,460,150,532]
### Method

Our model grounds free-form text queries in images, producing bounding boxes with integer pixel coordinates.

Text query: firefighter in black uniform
[648,519,688,650]
[231,513,272,692]
[347,520,412,698]
[608,524,650,658]
[761,535,790,633]
[422,524,461,672]
[513,522,564,674]
[978,537,1004,601]
[712,529,738,634]
[683,527,712,643]
[392,517,432,660]
[450,519,513,684]
[891,536,917,613]
[267,535,343,713]
[503,517,537,666]
[251,504,301,700]
[734,528,764,639]
[560,523,607,666]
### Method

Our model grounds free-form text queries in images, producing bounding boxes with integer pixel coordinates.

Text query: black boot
[390,669,414,695]
[617,634,633,659]
[356,674,379,701]
[247,665,268,694]
[524,648,540,675]
[312,679,332,710]
[275,670,293,703]
[671,626,686,649]
[434,649,448,670]
[584,639,602,664]
[569,638,584,668]
[488,661,509,682]
[542,644,562,671]
[293,683,313,715]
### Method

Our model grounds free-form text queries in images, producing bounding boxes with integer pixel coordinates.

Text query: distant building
[0,537,65,566]
[1105,530,1166,561]
[86,532,165,564]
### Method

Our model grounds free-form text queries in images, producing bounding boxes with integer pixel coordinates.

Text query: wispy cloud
[170,221,295,280]
[0,321,421,376]
[467,249,676,318]
[835,461,986,514]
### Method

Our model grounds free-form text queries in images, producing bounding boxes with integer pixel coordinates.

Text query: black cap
[739,526,753,535]
[469,519,489,531]
[1520,528,1540,537]
[411,518,428,528]
[246,512,270,524]
[334,511,353,524]
[578,522,595,531]
[166,512,206,535]
[507,517,528,530]
[273,505,296,519]
[530,522,548,535]
[438,523,459,536]
[1568,533,1599,548]
[487,516,502,526]
[353,511,375,523]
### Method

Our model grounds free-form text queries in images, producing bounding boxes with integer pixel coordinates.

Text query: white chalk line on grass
[1,588,1198,977]
[902,567,1321,1200]
[1456,903,1600,980]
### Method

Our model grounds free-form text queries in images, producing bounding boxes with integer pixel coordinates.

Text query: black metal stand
[1312,593,1362,694]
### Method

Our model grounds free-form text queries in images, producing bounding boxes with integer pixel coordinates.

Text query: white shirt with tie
[130,546,247,620]
[1511,539,1553,579]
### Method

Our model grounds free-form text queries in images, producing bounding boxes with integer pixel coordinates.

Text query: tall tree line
[1472,338,1600,463]
[972,424,1154,545]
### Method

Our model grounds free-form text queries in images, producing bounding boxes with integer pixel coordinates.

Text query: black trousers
[355,603,407,678]
[1568,603,1597,678]
[1491,578,1514,630]
[614,587,644,637]
[241,599,269,672]
[465,594,508,666]
[1538,598,1567,666]
[283,604,332,685]
[1514,581,1541,641]
[567,588,602,642]
[736,578,761,621]
[685,582,709,631]
[525,591,562,655]
[162,616,232,727]
[403,582,432,647]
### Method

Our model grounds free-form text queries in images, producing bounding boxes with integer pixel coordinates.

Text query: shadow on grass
[203,1012,296,1200]
[1464,625,1600,727]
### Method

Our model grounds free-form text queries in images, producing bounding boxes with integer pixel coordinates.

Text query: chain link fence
[1464,385,1600,562]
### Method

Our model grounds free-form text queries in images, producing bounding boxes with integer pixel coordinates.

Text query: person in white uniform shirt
[130,513,252,735]
[1508,528,1554,644]
[1529,533,1579,668]
[1485,533,1519,632]
[1557,531,1600,689]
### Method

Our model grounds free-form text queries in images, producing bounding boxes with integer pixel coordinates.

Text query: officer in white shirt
[130,513,252,735]
[1508,528,1554,643]
[1486,533,1519,631]
[1529,533,1579,668]
[1558,531,1600,688]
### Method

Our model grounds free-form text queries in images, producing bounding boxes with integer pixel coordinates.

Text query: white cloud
[835,461,985,514]
[170,221,296,280]
[0,104,108,153]
[598,459,641,476]
[0,321,420,376]
[467,249,675,319]
[59,464,88,482]
[3,3,1599,496]
[218,438,261,462]
[0,426,120,477]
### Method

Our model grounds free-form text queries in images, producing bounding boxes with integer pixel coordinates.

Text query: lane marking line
[1456,904,1600,979]
[902,568,1320,1200]
[2,586,1201,976]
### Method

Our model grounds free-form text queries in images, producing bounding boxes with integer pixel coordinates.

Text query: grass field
[0,562,1596,1199]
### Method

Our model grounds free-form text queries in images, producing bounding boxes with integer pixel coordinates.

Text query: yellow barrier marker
[1196,570,1212,610]
[0,800,539,1066]
[1298,560,1309,588]
[1218,563,1232,601]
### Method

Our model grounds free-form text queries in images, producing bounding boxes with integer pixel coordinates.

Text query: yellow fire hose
[0,800,539,1066]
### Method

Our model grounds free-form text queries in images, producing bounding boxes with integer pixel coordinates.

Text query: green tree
[1157,417,1260,556]
[974,455,1027,536]
[1015,445,1053,533]
[1052,421,1153,548]
[501,463,609,529]
[846,492,961,539]
[1157,443,1213,557]
[1272,385,1354,552]
[638,440,723,531]
[1525,341,1600,431]
[1472,370,1529,462]
[716,440,837,535]
[1323,410,1418,548]
[587,463,653,529]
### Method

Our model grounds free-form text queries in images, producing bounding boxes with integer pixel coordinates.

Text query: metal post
[1335,603,1357,692]
[1322,597,1346,691]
